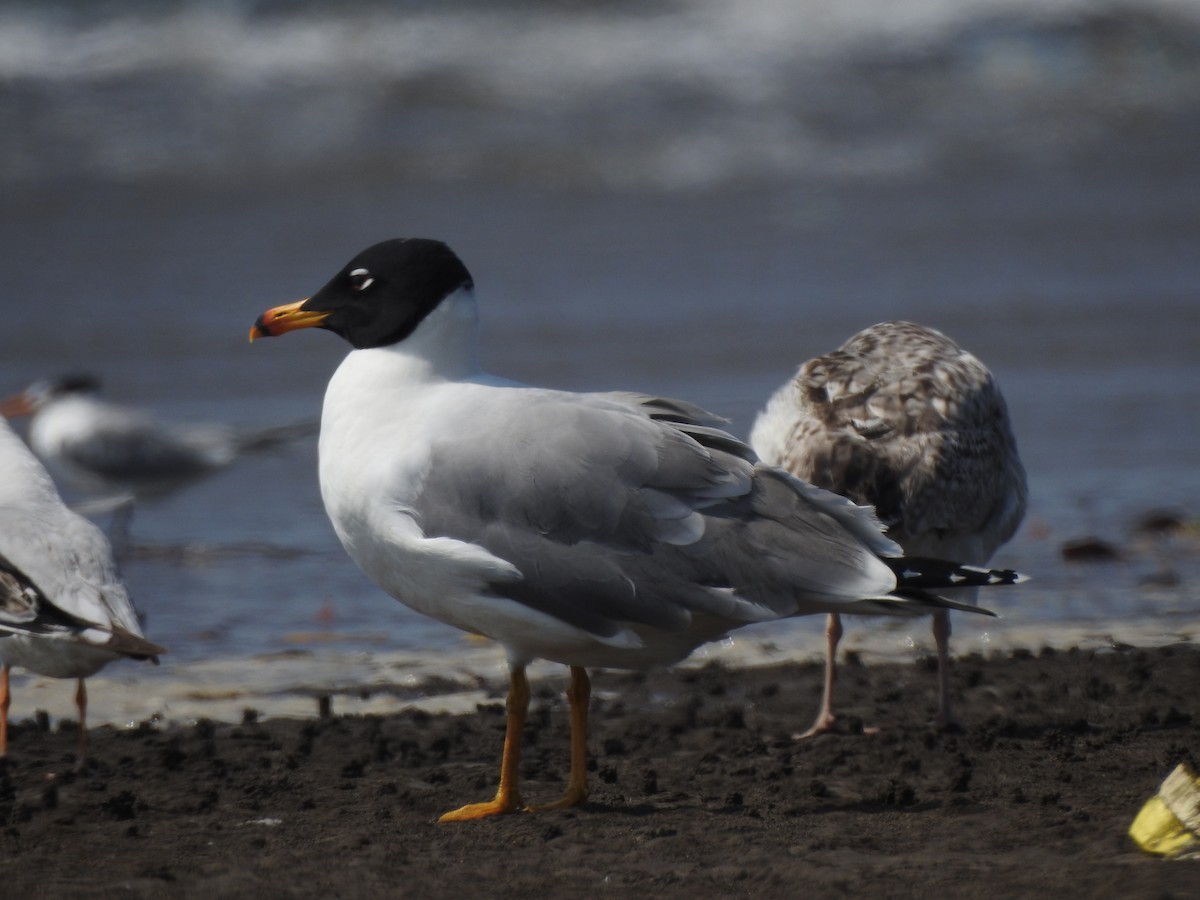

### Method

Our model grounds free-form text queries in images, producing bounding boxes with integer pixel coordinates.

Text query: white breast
[317,348,527,630]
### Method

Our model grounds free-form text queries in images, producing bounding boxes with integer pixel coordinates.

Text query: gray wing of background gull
[0,508,153,656]
[52,407,318,488]
[0,421,162,661]
[51,404,236,489]
[3,379,318,500]
[409,388,977,648]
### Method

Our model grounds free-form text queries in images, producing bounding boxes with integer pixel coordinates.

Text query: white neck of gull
[381,285,482,383]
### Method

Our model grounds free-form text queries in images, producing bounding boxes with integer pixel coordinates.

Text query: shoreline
[7,616,1197,729]
[1,645,1197,897]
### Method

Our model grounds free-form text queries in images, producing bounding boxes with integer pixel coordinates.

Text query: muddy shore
[1,645,1198,898]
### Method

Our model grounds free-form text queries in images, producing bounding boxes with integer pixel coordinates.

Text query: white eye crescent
[349,268,374,291]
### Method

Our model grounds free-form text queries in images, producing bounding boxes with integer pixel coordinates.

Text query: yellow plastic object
[1129,762,1200,859]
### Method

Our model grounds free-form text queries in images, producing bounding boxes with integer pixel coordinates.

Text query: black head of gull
[251,238,473,350]
[250,240,1026,822]
[0,374,102,419]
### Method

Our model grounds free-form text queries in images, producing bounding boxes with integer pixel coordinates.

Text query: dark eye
[349,268,375,292]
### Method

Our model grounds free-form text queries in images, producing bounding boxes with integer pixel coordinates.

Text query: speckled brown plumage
[751,321,1027,735]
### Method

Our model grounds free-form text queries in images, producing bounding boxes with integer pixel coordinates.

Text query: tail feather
[105,624,167,662]
[850,588,998,618]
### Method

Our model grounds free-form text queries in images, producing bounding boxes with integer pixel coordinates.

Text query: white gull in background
[0,375,315,533]
[0,416,164,761]
[250,239,1024,821]
[752,320,1027,737]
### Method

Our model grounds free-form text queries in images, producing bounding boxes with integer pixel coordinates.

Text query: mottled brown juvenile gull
[752,321,1027,736]
[250,240,1023,820]
[0,417,164,760]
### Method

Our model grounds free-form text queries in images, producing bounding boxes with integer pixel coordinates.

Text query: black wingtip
[888,557,1028,590]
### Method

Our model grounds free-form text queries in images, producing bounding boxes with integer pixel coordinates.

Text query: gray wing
[0,506,162,658]
[57,406,232,483]
[768,322,1027,550]
[411,390,898,641]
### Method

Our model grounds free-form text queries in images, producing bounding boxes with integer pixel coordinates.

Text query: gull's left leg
[75,677,90,760]
[932,611,961,730]
[529,666,590,812]
[794,613,844,740]
[0,665,10,757]
[439,664,530,822]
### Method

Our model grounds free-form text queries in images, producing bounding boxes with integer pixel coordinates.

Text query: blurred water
[0,0,1198,716]
[3,0,1200,190]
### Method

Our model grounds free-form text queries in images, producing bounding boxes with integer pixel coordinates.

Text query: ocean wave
[2,0,1199,190]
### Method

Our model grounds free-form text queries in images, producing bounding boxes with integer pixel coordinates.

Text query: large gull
[751,320,1027,736]
[0,416,164,760]
[250,239,1023,820]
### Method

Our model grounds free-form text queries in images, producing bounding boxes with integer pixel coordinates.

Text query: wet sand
[1,645,1198,898]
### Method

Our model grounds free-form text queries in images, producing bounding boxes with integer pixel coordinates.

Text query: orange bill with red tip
[249,299,332,342]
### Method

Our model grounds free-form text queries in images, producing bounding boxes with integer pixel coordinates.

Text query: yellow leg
[439,664,530,822]
[0,665,10,758]
[75,677,89,761]
[529,666,591,812]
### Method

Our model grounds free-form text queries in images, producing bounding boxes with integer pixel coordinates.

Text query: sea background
[0,0,1197,725]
